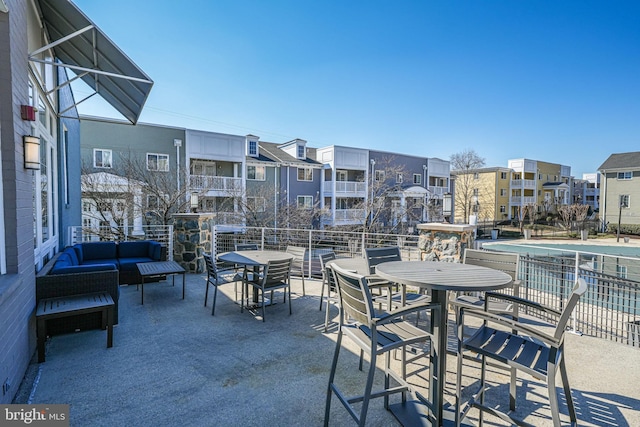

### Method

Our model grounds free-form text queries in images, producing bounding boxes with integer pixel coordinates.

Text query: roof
[598,152,640,171]
[34,0,153,124]
[252,141,322,167]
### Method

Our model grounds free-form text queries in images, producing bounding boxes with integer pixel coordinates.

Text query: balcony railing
[428,186,448,196]
[189,175,242,192]
[334,208,366,223]
[511,179,536,189]
[510,196,536,205]
[68,225,174,260]
[322,180,367,196]
[212,226,640,349]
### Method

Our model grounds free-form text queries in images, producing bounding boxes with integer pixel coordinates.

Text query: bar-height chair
[203,254,243,315]
[285,245,307,296]
[455,279,588,427]
[233,243,259,300]
[241,257,293,322]
[365,246,431,320]
[324,264,436,427]
[318,251,337,331]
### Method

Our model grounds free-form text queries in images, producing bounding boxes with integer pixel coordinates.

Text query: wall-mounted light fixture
[23,135,40,170]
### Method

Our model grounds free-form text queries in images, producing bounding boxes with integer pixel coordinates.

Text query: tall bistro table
[136,261,187,305]
[375,260,513,427]
[217,250,294,307]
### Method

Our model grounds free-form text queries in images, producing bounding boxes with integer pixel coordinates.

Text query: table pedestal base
[389,396,473,427]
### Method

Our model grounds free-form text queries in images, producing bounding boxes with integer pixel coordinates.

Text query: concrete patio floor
[14,272,640,426]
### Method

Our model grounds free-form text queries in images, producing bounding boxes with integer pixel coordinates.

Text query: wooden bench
[36,292,114,363]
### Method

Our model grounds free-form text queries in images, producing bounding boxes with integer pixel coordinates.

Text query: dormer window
[246,135,260,157]
[297,144,305,159]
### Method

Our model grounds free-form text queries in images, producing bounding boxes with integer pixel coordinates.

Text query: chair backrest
[286,246,306,260]
[319,252,337,289]
[235,243,258,251]
[261,258,292,286]
[330,264,374,326]
[463,249,519,281]
[203,253,218,279]
[364,246,402,274]
[554,278,588,341]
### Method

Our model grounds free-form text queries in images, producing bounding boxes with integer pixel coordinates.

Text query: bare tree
[450,149,486,223]
[557,205,573,233]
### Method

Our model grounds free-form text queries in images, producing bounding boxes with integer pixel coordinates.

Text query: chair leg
[479,354,486,427]
[204,278,210,307]
[288,285,292,315]
[560,354,578,424]
[547,364,562,426]
[324,331,343,427]
[319,278,326,311]
[301,274,305,296]
[323,288,332,332]
[509,366,517,411]
[261,287,266,322]
[211,285,218,316]
[240,279,246,313]
[359,350,377,427]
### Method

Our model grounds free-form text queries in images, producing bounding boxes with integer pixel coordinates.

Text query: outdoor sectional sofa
[36,240,163,333]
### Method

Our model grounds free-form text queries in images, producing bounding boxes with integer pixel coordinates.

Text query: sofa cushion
[82,242,117,261]
[50,263,117,275]
[62,248,79,265]
[73,244,83,263]
[119,257,154,272]
[82,259,119,269]
[147,242,162,260]
[118,241,151,258]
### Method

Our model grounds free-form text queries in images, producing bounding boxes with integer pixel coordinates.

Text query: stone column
[172,213,214,273]
[417,223,476,262]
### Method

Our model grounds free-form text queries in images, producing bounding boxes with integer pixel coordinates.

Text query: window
[247,165,266,180]
[247,197,266,212]
[147,195,160,209]
[375,170,385,182]
[97,201,112,211]
[94,149,112,168]
[617,264,628,279]
[413,174,421,184]
[500,189,507,196]
[473,172,479,179]
[500,205,506,213]
[248,140,258,156]
[396,173,403,183]
[297,195,313,209]
[620,195,630,208]
[82,201,92,212]
[618,171,632,180]
[297,167,313,181]
[473,188,479,196]
[472,204,479,213]
[297,144,305,159]
[500,172,507,179]
[147,153,169,171]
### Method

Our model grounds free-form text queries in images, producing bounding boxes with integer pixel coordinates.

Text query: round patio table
[375,260,513,427]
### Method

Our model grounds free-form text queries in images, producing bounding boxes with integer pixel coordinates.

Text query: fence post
[261,227,265,249]
[307,230,313,278]
[361,231,366,258]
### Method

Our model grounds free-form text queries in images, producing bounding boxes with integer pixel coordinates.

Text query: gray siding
[0,0,38,404]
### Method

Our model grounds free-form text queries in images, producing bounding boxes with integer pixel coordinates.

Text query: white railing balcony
[428,186,447,196]
[332,208,366,224]
[323,181,367,196]
[510,196,537,205]
[189,175,242,192]
[511,179,536,189]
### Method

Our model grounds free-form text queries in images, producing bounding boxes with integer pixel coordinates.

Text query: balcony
[428,185,448,196]
[333,208,366,224]
[189,175,242,193]
[510,196,536,205]
[322,180,367,197]
[511,179,536,189]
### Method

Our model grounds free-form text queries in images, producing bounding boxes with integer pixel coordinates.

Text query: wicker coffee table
[136,261,186,305]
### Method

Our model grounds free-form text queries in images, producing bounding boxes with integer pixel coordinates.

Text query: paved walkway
[14,273,640,426]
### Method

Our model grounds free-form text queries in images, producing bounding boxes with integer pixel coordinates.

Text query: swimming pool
[480,241,640,259]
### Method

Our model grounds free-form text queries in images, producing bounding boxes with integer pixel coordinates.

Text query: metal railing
[188,175,242,192]
[68,225,174,260]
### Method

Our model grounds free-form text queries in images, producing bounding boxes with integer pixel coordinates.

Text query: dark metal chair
[455,278,587,427]
[324,264,436,427]
[241,257,293,322]
[318,251,337,332]
[285,245,307,296]
[203,253,242,315]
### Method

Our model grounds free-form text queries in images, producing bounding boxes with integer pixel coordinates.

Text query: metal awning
[31,0,153,124]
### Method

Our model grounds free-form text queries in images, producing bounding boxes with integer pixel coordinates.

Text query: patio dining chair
[455,278,587,427]
[203,253,243,316]
[324,264,436,427]
[318,251,337,331]
[286,245,307,296]
[241,257,293,322]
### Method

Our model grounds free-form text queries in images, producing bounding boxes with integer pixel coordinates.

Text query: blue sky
[72,0,640,177]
